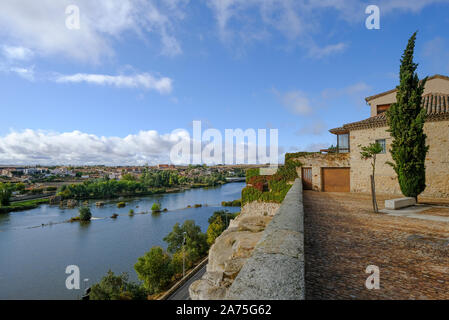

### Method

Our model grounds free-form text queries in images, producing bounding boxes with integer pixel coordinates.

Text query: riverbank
[0,182,245,299]
[0,198,50,214]
[0,182,234,214]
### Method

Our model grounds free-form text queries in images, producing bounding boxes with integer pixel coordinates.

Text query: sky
[0,0,448,165]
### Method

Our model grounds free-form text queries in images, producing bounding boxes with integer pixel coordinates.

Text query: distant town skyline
[1,1,449,165]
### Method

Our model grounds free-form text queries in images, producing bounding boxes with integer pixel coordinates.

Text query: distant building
[157,164,176,170]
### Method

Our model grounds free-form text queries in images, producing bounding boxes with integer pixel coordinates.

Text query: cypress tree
[386,32,429,198]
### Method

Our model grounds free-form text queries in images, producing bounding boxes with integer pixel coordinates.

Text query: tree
[360,142,383,213]
[163,220,208,260]
[79,207,92,221]
[0,183,12,206]
[386,32,429,199]
[89,270,147,300]
[121,173,136,181]
[134,247,173,294]
[206,215,226,245]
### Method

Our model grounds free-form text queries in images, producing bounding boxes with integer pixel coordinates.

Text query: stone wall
[189,200,281,299]
[350,120,449,198]
[292,153,350,191]
[226,179,304,300]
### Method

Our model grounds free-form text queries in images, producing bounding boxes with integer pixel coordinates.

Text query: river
[0,182,245,300]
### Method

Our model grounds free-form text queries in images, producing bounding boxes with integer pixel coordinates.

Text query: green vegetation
[245,168,260,183]
[89,270,148,300]
[129,209,134,216]
[386,32,429,199]
[207,216,225,246]
[134,246,174,294]
[163,220,208,259]
[360,142,383,213]
[0,198,49,214]
[151,203,161,212]
[56,168,227,201]
[242,159,300,205]
[92,209,230,298]
[194,204,202,208]
[117,202,126,208]
[0,183,12,206]
[221,199,241,207]
[284,152,318,162]
[206,210,238,245]
[79,207,92,221]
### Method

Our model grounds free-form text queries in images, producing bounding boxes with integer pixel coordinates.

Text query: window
[377,104,390,114]
[376,139,386,154]
[337,133,349,153]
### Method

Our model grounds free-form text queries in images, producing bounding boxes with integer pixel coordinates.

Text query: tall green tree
[134,247,173,294]
[386,32,429,199]
[0,183,12,206]
[89,270,147,300]
[163,220,208,260]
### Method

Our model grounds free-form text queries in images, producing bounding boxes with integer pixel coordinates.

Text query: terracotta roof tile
[330,93,449,133]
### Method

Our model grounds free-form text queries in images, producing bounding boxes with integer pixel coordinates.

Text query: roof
[329,93,449,133]
[364,74,449,102]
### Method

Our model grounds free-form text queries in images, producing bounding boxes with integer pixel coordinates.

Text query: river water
[0,182,244,300]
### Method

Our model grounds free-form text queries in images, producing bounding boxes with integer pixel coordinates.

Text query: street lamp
[183,231,187,278]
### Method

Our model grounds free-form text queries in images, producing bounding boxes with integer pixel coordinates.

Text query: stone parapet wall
[226,179,305,300]
[189,200,281,300]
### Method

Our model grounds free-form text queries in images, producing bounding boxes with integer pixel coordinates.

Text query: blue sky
[0,0,448,165]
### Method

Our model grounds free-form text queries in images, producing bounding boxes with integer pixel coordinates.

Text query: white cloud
[2,45,33,60]
[295,120,327,136]
[10,66,35,81]
[55,72,173,94]
[206,0,447,57]
[306,42,347,59]
[0,0,187,62]
[0,129,190,165]
[274,89,313,115]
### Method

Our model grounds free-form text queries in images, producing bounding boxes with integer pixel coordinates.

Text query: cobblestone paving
[304,191,449,300]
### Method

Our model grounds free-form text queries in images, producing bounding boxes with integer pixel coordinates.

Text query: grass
[0,198,50,214]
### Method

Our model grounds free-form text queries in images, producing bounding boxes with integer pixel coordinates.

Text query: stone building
[292,74,449,198]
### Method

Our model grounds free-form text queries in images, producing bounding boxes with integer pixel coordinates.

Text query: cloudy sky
[1,0,449,165]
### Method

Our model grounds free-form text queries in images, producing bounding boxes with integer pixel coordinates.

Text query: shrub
[221,199,241,207]
[117,202,126,208]
[151,203,161,212]
[241,159,300,205]
[206,216,226,246]
[79,207,92,221]
[129,209,134,216]
[245,168,260,183]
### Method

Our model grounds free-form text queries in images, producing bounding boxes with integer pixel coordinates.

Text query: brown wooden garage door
[322,168,350,192]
